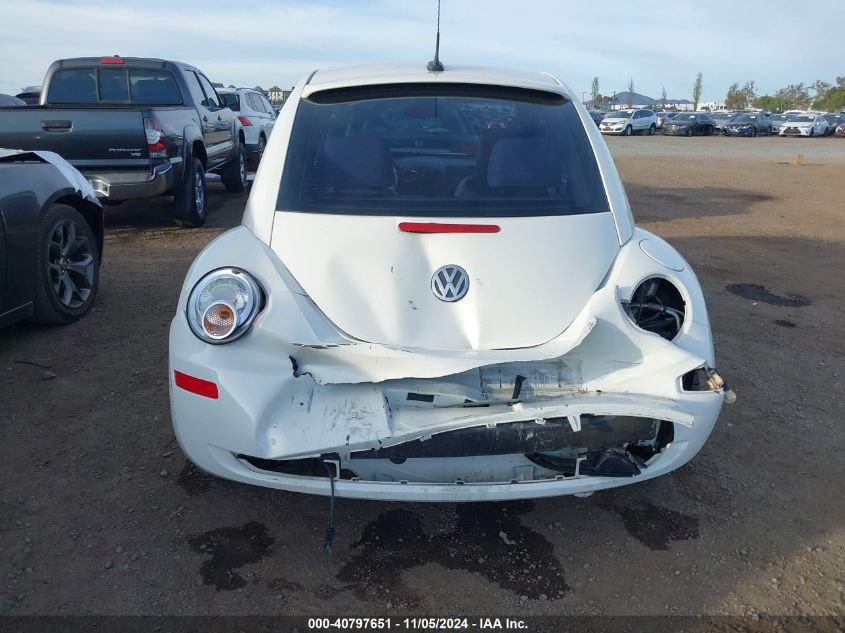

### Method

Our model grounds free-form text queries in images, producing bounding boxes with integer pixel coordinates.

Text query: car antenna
[426,0,444,72]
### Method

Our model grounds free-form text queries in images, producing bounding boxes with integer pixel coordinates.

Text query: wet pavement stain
[616,502,699,551]
[726,283,811,307]
[336,501,569,607]
[188,521,274,590]
[774,319,797,328]
[177,460,214,496]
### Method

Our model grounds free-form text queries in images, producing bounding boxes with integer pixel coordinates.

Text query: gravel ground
[1,136,844,617]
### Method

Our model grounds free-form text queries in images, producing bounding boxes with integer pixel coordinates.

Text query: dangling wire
[322,461,337,553]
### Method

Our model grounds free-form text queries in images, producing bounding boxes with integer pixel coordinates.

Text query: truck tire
[30,204,100,324]
[221,144,248,193]
[172,157,207,228]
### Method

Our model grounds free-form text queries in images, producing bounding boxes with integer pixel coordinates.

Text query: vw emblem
[431,265,469,302]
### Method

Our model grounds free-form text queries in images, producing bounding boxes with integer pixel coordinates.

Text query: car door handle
[41,120,72,132]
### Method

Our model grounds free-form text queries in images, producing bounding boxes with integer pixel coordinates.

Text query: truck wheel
[30,204,100,324]
[173,157,207,228]
[221,144,248,193]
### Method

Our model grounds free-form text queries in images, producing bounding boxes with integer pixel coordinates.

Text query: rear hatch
[270,82,620,351]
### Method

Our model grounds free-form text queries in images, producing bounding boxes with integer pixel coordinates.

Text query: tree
[811,80,832,101]
[726,80,757,109]
[591,76,600,108]
[626,79,634,108]
[741,81,756,108]
[754,95,791,112]
[774,83,811,110]
[593,94,603,110]
[660,87,667,107]
[813,86,845,112]
[724,82,741,110]
[692,72,703,110]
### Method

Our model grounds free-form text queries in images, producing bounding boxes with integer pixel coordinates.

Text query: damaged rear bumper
[169,226,725,501]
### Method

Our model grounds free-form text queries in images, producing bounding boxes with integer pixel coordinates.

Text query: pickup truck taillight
[143,117,167,158]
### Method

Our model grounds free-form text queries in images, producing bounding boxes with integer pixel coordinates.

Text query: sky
[1,0,843,103]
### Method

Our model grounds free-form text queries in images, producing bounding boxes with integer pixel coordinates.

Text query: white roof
[302,64,570,98]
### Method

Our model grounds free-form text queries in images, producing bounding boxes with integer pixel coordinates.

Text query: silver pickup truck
[0,56,248,227]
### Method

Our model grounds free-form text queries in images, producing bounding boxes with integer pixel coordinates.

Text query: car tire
[649,124,656,136]
[30,204,100,324]
[752,127,757,137]
[249,135,266,171]
[686,127,693,137]
[257,135,266,162]
[810,129,814,137]
[173,157,207,228]
[624,125,633,136]
[221,143,248,193]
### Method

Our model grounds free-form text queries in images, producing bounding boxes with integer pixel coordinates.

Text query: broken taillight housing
[623,277,686,340]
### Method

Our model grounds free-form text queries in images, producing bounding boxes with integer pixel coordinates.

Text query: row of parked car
[0,56,276,328]
[591,108,845,138]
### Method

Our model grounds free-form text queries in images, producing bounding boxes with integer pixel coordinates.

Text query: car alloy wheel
[48,217,95,310]
[624,125,632,136]
[194,168,205,216]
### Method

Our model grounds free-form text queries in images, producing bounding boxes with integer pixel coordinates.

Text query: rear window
[277,83,610,217]
[220,92,240,111]
[47,67,182,104]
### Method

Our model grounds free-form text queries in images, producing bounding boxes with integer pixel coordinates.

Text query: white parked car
[779,113,830,137]
[600,108,658,135]
[218,88,277,167]
[169,64,728,502]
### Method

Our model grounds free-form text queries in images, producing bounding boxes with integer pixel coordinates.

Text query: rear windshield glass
[277,83,610,217]
[47,67,182,104]
[220,92,240,110]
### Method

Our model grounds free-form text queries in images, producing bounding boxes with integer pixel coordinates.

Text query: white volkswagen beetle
[169,64,728,502]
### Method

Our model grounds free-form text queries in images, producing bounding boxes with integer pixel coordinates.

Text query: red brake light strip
[398,222,500,234]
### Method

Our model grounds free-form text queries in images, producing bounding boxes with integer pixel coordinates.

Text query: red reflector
[237,116,253,126]
[174,371,218,399]
[398,222,500,234]
[100,57,124,64]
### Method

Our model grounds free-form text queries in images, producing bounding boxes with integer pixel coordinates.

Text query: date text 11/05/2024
[307,618,528,630]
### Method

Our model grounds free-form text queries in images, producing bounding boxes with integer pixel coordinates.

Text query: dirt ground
[1,136,843,617]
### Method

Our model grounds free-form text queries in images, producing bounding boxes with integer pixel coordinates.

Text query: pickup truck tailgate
[0,108,149,171]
